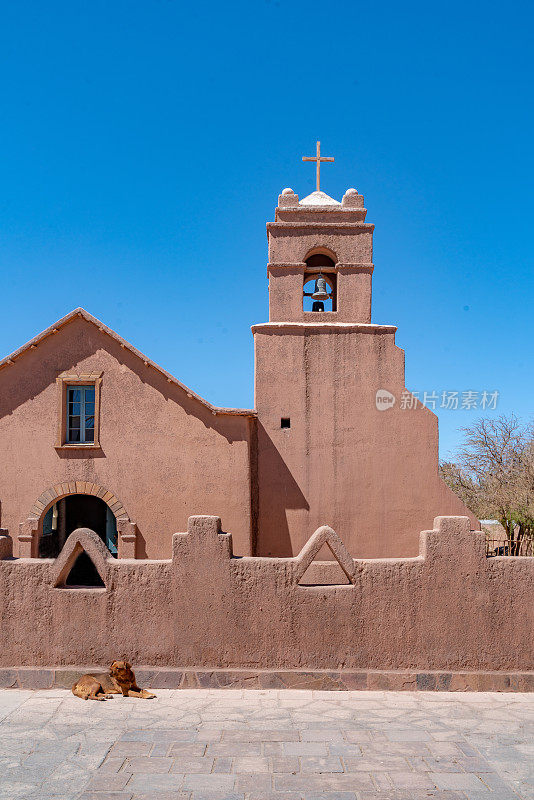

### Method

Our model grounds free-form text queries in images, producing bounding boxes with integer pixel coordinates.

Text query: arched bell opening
[303,254,337,312]
[39,494,117,566]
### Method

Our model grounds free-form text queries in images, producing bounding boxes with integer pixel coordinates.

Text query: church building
[0,153,476,569]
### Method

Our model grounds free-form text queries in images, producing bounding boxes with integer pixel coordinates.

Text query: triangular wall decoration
[298,559,352,586]
[52,528,110,589]
[294,525,356,586]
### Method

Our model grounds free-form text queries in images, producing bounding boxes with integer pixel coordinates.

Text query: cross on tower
[302,141,334,192]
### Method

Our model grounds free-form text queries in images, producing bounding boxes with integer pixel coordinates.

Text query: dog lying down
[72,661,156,700]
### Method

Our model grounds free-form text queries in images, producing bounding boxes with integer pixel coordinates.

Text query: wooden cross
[302,141,334,192]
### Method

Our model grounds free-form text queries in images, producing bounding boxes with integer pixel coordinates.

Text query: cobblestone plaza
[0,688,532,800]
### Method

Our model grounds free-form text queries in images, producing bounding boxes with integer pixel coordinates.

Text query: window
[67,386,95,443]
[281,417,291,429]
[56,372,102,449]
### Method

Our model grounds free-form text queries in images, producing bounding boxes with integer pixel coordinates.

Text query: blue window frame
[67,385,95,443]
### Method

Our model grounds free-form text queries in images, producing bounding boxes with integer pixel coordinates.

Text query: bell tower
[252,156,476,560]
[266,185,374,323]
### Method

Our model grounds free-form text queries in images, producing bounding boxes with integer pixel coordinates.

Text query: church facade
[0,183,476,564]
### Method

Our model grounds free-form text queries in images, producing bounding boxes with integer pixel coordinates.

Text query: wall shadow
[255,422,308,557]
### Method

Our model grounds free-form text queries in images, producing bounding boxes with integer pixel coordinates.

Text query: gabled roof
[0,308,255,418]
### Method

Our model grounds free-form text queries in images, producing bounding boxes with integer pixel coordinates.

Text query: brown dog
[71,661,156,700]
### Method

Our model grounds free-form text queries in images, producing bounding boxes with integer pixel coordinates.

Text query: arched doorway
[39,494,117,585]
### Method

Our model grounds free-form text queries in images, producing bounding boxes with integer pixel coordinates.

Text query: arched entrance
[39,494,117,557]
[39,494,117,585]
[19,482,137,560]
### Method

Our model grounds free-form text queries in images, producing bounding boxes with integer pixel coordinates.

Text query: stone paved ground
[0,689,532,800]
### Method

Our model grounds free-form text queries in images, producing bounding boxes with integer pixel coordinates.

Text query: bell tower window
[303,254,336,312]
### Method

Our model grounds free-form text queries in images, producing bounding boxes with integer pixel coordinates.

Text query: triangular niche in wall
[295,525,356,587]
[52,528,109,589]
[65,551,105,587]
[298,557,352,586]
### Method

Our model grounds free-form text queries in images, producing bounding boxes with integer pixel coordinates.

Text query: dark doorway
[39,494,117,586]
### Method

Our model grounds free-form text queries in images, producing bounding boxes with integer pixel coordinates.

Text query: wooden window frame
[56,373,102,450]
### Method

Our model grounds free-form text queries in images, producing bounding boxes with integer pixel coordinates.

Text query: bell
[311,275,330,301]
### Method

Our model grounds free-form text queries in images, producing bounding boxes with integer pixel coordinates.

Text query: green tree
[440,415,534,555]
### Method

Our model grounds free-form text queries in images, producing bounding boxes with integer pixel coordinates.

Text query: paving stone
[222,730,299,741]
[150,742,173,756]
[262,741,284,756]
[299,757,344,773]
[207,742,262,757]
[343,731,373,743]
[170,756,215,773]
[274,774,375,790]
[271,756,299,772]
[369,772,395,791]
[123,756,174,773]
[196,728,224,742]
[168,743,208,757]
[407,794,466,800]
[123,730,197,742]
[125,773,185,792]
[182,773,236,791]
[284,742,329,756]
[328,744,365,758]
[109,742,153,757]
[233,756,271,773]
[429,772,491,791]
[235,772,273,791]
[385,729,433,742]
[244,794,301,800]
[131,794,190,800]
[98,757,126,773]
[344,755,409,771]
[301,730,345,742]
[212,756,233,773]
[79,794,134,800]
[87,773,131,790]
[474,772,517,791]
[407,756,464,772]
[303,794,357,800]
[387,771,439,790]
[187,794,242,800]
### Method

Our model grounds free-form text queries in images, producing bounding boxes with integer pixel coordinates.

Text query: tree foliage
[440,415,534,554]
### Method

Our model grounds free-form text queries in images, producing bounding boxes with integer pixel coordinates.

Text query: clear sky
[1,0,532,457]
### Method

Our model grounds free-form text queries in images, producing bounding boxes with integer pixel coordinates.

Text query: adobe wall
[0,317,253,558]
[0,516,532,681]
[254,324,477,558]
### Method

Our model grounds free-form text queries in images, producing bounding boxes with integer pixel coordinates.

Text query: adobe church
[0,148,476,566]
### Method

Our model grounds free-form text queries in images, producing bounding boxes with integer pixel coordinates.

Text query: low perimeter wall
[0,515,533,691]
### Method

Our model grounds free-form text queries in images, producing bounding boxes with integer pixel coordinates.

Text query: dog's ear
[110,661,119,673]
[125,662,132,671]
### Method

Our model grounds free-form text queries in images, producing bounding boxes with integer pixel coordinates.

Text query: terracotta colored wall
[0,317,253,558]
[0,516,532,672]
[254,190,477,558]
[254,324,477,558]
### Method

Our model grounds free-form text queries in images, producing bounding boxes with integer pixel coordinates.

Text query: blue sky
[0,0,532,457]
